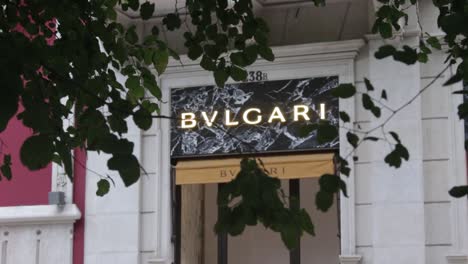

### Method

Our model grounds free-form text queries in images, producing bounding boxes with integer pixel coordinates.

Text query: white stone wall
[352,32,468,264]
[83,122,142,264]
[0,205,80,264]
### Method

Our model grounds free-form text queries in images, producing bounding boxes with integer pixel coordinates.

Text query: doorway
[173,153,340,264]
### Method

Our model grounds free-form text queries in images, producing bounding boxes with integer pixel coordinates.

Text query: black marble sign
[170,76,339,158]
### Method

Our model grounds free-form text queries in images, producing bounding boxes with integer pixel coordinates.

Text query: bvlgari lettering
[219,167,286,178]
[180,104,326,129]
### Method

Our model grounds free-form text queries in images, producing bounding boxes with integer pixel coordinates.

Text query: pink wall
[73,147,86,264]
[0,116,52,206]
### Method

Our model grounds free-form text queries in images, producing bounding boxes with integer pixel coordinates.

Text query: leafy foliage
[0,0,272,190]
[1,0,468,253]
[216,158,315,249]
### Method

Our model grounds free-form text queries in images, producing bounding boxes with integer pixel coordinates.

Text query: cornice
[339,255,362,264]
[0,204,81,226]
[447,255,468,264]
[164,39,365,75]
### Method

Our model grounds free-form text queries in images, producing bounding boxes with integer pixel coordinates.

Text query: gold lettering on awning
[175,153,334,185]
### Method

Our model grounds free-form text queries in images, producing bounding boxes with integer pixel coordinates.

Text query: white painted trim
[447,66,468,257]
[339,255,362,264]
[0,204,81,226]
[51,99,75,204]
[165,40,365,74]
[447,255,468,264]
[147,258,171,264]
[155,39,365,263]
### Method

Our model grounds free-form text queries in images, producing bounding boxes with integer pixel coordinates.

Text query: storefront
[170,76,340,264]
[0,1,468,264]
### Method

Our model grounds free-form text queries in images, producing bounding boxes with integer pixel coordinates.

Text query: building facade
[0,0,467,264]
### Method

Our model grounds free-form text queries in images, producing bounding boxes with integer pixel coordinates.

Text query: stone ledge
[147,258,171,264]
[340,255,362,264]
[0,204,81,225]
[447,255,468,264]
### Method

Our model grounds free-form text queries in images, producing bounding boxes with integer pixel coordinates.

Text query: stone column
[362,34,425,264]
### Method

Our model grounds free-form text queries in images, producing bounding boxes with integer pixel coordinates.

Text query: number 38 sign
[247,71,268,82]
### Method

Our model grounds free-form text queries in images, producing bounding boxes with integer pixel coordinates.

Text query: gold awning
[175,153,335,185]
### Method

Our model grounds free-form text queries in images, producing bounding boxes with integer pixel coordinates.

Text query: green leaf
[371,106,381,118]
[168,48,180,60]
[418,52,428,63]
[393,46,418,65]
[230,66,247,81]
[0,154,12,180]
[200,55,217,71]
[317,123,338,144]
[316,191,334,212]
[381,89,388,100]
[444,73,463,86]
[151,26,159,36]
[100,136,134,154]
[395,143,409,160]
[379,22,393,38]
[331,83,356,99]
[142,73,161,99]
[339,111,350,123]
[0,85,19,132]
[319,174,340,193]
[188,45,203,60]
[20,135,54,170]
[298,124,318,138]
[389,131,401,143]
[126,76,145,99]
[384,143,409,168]
[426,36,442,50]
[258,45,274,61]
[125,25,139,44]
[362,93,374,110]
[128,0,139,10]
[243,45,258,65]
[364,78,374,91]
[452,90,468,95]
[108,115,128,134]
[375,45,396,59]
[140,2,155,20]
[163,13,181,31]
[143,49,154,65]
[107,154,140,186]
[125,76,140,90]
[299,209,315,236]
[214,69,229,87]
[133,108,152,130]
[230,52,246,67]
[346,132,359,148]
[153,49,169,75]
[280,223,300,249]
[96,179,111,196]
[55,141,73,179]
[449,185,468,198]
[106,8,117,20]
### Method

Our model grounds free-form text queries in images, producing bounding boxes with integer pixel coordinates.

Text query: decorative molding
[447,255,468,264]
[448,79,468,259]
[0,204,81,225]
[364,28,421,41]
[339,255,362,264]
[147,257,171,264]
[158,40,363,263]
[165,39,365,74]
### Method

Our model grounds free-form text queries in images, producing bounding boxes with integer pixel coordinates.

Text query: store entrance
[172,153,340,264]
